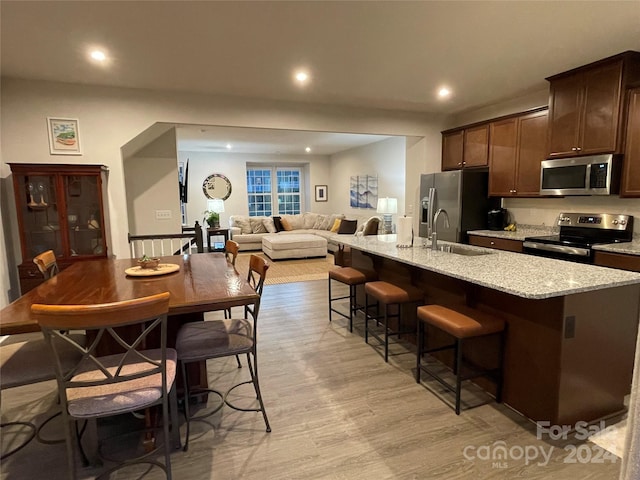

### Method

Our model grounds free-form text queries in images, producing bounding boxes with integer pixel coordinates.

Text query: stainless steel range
[523,212,634,263]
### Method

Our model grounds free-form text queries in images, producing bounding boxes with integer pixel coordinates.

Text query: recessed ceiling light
[438,87,451,98]
[226,144,232,150]
[294,70,310,84]
[90,50,106,62]
[305,147,311,153]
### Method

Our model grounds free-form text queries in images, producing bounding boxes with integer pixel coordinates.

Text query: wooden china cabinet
[9,163,110,294]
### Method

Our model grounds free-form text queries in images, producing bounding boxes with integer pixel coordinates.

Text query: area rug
[234,252,338,285]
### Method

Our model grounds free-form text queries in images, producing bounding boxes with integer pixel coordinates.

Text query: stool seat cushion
[365,281,423,304]
[329,267,378,285]
[417,305,505,339]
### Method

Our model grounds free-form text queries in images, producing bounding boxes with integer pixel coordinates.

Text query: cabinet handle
[490,241,495,246]
[457,162,462,166]
[462,161,466,165]
[571,147,577,151]
[576,147,582,151]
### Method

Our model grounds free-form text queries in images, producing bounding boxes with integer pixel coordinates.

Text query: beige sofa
[228,213,380,253]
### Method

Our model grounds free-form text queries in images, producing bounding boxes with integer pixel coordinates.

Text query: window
[246,166,303,216]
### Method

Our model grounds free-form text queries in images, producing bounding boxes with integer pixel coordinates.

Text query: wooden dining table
[0,253,259,336]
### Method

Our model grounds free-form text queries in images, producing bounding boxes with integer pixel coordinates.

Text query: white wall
[1,77,443,305]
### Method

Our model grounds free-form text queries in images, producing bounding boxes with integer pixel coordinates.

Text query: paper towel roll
[396,216,413,247]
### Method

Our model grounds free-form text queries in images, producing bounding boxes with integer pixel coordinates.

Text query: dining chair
[224,239,240,267]
[0,332,85,459]
[176,254,271,451]
[32,292,179,480]
[33,250,59,279]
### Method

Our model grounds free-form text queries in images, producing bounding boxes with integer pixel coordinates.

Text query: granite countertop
[333,234,640,300]
[468,225,640,257]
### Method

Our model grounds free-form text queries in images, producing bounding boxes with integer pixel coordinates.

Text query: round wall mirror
[202,173,232,200]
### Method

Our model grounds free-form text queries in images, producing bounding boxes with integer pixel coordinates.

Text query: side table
[207,228,229,252]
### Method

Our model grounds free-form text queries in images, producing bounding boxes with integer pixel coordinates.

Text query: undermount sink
[436,244,493,256]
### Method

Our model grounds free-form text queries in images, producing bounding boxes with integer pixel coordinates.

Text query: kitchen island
[333,233,640,426]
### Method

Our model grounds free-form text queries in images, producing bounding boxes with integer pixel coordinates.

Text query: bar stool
[416,304,505,414]
[364,281,423,362]
[328,267,378,332]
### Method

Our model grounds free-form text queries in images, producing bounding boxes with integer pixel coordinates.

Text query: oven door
[523,241,593,263]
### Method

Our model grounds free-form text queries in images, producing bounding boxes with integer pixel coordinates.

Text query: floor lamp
[377,197,398,234]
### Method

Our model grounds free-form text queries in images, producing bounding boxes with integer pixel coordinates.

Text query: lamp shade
[376,197,398,214]
[207,198,225,213]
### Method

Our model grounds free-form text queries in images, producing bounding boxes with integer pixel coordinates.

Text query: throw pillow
[318,215,332,230]
[281,214,303,230]
[337,219,358,234]
[234,217,252,234]
[250,217,267,234]
[330,218,342,233]
[272,216,285,233]
[263,217,276,233]
[280,217,293,231]
[326,213,345,230]
[313,214,327,229]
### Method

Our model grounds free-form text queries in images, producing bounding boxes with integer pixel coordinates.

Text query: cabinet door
[463,124,489,167]
[547,73,582,158]
[514,110,548,196]
[580,61,623,155]
[442,130,464,170]
[621,87,640,196]
[13,172,64,260]
[64,174,106,256]
[488,118,517,196]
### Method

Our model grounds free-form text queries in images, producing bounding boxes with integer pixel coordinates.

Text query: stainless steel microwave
[539,154,620,196]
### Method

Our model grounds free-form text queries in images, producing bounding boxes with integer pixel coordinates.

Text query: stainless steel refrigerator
[419,170,496,243]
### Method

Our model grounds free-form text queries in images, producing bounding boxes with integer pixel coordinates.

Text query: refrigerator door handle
[427,187,436,238]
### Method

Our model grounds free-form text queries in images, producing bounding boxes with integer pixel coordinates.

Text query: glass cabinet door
[16,173,63,259]
[64,175,105,256]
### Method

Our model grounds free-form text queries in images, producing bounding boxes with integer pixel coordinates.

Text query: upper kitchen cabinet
[546,51,640,159]
[489,109,548,197]
[9,163,110,294]
[441,124,489,170]
[621,86,640,197]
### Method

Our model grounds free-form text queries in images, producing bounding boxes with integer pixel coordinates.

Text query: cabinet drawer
[594,251,640,272]
[468,235,523,253]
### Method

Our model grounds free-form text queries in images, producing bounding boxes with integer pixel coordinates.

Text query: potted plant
[204,210,220,229]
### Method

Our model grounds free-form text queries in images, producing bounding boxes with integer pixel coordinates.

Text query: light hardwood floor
[1,280,622,479]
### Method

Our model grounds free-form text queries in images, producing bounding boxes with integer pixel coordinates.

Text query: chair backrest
[225,240,240,266]
[244,255,269,319]
[363,217,381,236]
[32,292,171,407]
[33,250,59,279]
[128,222,203,258]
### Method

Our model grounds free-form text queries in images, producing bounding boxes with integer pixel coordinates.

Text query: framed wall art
[349,175,377,208]
[47,117,82,155]
[315,184,328,202]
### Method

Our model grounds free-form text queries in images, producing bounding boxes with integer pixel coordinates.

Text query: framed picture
[47,117,81,155]
[315,184,328,202]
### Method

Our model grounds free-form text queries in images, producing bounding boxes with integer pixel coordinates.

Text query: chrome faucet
[431,208,450,250]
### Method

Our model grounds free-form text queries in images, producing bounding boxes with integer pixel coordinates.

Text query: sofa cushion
[263,217,276,233]
[303,212,319,229]
[337,219,358,234]
[233,216,252,234]
[312,214,327,229]
[281,214,304,230]
[272,216,285,232]
[280,217,293,231]
[250,217,267,234]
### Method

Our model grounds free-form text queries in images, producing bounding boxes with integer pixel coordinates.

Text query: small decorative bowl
[137,258,160,269]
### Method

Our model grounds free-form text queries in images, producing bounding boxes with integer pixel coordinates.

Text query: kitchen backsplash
[503,197,640,237]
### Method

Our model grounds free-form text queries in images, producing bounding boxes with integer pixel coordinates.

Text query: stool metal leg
[416,320,423,383]
[349,285,355,332]
[455,338,463,415]
[365,293,370,343]
[328,277,333,323]
[384,304,389,363]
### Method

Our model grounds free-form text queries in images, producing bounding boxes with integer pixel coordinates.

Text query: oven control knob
[620,220,626,225]
[613,219,619,225]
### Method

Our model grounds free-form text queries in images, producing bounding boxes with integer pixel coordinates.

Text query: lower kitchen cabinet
[594,251,640,272]
[468,234,523,253]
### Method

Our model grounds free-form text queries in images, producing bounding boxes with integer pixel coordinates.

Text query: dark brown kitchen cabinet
[468,235,523,253]
[9,163,110,294]
[546,51,640,159]
[489,109,548,197]
[442,130,464,170]
[594,251,640,273]
[621,87,640,197]
[441,125,489,170]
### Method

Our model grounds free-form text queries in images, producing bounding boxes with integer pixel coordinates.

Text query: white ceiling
[2,1,639,153]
